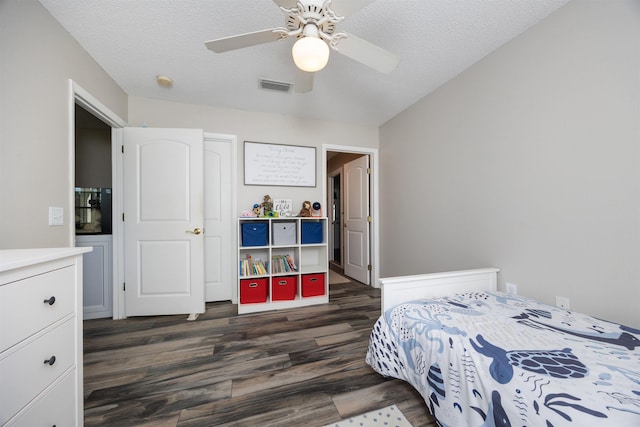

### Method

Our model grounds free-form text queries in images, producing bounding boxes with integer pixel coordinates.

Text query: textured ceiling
[39,0,570,126]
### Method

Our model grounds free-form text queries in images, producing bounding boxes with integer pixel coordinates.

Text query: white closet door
[123,127,205,316]
[204,136,234,301]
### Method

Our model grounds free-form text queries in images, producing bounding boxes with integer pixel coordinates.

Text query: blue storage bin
[242,222,268,246]
[301,220,323,244]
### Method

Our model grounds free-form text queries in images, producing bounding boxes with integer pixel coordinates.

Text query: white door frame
[322,144,380,288]
[68,80,127,319]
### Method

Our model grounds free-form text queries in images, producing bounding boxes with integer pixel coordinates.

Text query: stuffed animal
[252,203,261,217]
[261,195,273,216]
[299,200,312,217]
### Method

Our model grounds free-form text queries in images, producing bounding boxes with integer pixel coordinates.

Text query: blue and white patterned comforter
[366,291,640,426]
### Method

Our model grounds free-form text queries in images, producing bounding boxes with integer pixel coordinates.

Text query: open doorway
[70,81,127,319]
[325,146,378,287]
[74,104,114,320]
[327,152,365,275]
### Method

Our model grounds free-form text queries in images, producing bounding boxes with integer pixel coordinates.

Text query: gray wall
[127,97,378,216]
[0,0,127,248]
[379,0,640,328]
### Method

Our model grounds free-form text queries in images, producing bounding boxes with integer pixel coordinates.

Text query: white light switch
[48,207,64,226]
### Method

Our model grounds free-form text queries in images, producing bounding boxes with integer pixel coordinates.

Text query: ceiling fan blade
[205,29,284,53]
[272,0,298,8]
[294,69,314,93]
[333,32,400,74]
[330,0,376,17]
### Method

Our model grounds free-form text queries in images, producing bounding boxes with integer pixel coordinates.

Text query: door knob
[186,227,203,235]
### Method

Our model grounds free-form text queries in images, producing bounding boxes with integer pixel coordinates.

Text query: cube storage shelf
[238,217,328,314]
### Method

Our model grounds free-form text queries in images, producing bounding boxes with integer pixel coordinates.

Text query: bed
[366,268,640,426]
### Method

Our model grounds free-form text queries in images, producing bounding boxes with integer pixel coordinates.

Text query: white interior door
[204,135,234,301]
[343,155,370,284]
[123,127,205,316]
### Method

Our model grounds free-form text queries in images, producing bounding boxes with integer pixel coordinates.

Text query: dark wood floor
[83,281,435,426]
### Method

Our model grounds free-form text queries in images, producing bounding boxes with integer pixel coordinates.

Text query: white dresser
[0,247,91,426]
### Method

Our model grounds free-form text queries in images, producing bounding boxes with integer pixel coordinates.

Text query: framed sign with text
[244,141,316,187]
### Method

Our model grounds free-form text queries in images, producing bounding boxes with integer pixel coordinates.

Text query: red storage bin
[271,276,297,301]
[301,273,325,297]
[240,278,268,303]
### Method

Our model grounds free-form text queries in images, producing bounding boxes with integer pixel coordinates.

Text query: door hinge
[367,216,373,223]
[122,213,125,222]
[366,167,372,175]
[121,145,124,153]
[368,264,372,271]
[123,282,126,291]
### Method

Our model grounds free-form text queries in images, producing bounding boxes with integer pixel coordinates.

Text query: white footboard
[380,267,499,312]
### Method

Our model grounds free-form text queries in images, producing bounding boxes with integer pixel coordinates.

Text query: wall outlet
[505,282,517,295]
[556,296,570,309]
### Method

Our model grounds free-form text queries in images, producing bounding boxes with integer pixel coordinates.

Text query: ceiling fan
[204,0,400,93]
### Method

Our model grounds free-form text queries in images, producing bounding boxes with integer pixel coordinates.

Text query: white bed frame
[379,267,500,312]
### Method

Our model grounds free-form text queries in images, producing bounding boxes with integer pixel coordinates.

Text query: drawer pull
[44,355,56,366]
[43,296,56,305]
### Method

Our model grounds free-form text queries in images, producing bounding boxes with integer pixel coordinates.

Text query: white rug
[322,405,413,427]
[329,269,351,284]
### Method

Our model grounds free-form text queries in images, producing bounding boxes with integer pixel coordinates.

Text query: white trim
[69,80,127,319]
[322,144,380,288]
[67,82,76,248]
[72,82,127,128]
[111,129,125,319]
[204,132,239,304]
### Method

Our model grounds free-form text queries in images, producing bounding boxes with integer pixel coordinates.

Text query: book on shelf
[271,254,298,274]
[239,254,268,277]
[285,254,297,271]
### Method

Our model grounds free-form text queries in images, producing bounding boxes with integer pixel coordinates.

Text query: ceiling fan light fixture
[292,35,329,72]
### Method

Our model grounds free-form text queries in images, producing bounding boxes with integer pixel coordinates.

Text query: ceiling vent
[259,78,292,93]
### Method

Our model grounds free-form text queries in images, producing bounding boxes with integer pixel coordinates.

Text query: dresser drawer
[4,368,76,427]
[0,318,76,424]
[0,265,75,352]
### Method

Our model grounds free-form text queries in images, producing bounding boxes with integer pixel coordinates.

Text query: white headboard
[380,267,499,312]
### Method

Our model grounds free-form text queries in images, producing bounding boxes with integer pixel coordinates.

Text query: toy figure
[261,195,273,217]
[311,202,322,217]
[299,200,312,217]
[252,203,261,217]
